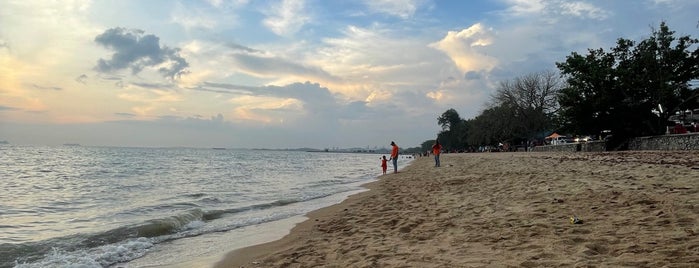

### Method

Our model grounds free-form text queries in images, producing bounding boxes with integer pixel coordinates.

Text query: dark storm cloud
[94,27,189,79]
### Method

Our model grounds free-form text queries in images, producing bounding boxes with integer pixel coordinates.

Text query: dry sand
[215,151,699,267]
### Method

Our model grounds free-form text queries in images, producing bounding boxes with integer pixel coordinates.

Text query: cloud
[429,23,499,74]
[362,0,428,18]
[204,81,335,108]
[502,0,546,16]
[176,39,337,88]
[501,0,610,21]
[313,25,448,94]
[130,82,175,90]
[226,42,262,53]
[231,52,335,81]
[170,2,218,31]
[0,105,20,111]
[201,81,379,126]
[464,71,482,80]
[31,84,62,91]
[75,74,88,84]
[94,27,189,79]
[559,1,610,20]
[263,0,310,36]
[115,112,136,118]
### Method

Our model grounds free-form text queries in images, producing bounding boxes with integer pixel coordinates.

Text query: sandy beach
[215,151,699,267]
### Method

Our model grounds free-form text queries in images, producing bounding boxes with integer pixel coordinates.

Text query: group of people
[380,141,400,174]
[380,140,443,175]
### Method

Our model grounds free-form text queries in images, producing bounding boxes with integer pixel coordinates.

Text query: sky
[1,0,698,149]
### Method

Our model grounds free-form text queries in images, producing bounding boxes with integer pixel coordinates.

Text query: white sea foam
[14,238,153,268]
[3,146,384,267]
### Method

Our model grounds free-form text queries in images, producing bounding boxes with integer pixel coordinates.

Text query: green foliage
[462,71,563,147]
[467,105,513,145]
[425,22,697,151]
[557,22,699,148]
[491,71,562,142]
[436,109,467,150]
[437,108,463,131]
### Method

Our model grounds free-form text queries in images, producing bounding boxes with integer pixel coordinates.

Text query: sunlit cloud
[229,95,303,123]
[2,0,698,147]
[311,25,446,100]
[429,23,498,74]
[263,0,310,36]
[560,2,610,20]
[502,0,546,16]
[171,2,219,31]
[426,90,443,101]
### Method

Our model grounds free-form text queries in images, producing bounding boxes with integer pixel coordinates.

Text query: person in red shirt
[432,140,442,167]
[389,141,399,173]
[380,155,388,174]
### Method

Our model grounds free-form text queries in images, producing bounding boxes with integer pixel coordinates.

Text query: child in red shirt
[380,155,388,174]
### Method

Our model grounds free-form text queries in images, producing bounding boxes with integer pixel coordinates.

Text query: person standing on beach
[432,140,442,167]
[389,141,399,173]
[380,155,388,174]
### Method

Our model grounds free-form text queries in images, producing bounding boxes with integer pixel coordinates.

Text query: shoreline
[213,180,382,267]
[215,151,699,267]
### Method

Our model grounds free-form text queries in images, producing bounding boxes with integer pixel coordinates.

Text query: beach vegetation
[486,70,563,145]
[556,21,699,149]
[433,71,563,151]
[427,22,698,152]
[436,108,468,150]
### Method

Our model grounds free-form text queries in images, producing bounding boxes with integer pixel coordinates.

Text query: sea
[0,145,407,267]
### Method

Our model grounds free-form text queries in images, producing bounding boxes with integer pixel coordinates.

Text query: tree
[557,22,699,148]
[437,108,463,131]
[491,70,563,143]
[466,105,516,146]
[436,109,466,150]
[556,48,617,136]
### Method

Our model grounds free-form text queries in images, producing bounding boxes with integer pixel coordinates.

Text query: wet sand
[215,151,699,267]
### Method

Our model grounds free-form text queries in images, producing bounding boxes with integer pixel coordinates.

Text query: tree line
[425,22,699,152]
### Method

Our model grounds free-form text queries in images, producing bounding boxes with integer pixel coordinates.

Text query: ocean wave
[3,147,380,268]
[2,210,206,268]
[84,209,206,247]
[12,238,153,268]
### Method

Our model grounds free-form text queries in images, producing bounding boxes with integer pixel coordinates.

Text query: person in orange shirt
[380,155,388,174]
[432,140,442,167]
[389,141,399,173]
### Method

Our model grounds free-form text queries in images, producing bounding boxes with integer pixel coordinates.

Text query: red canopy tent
[545,132,561,139]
